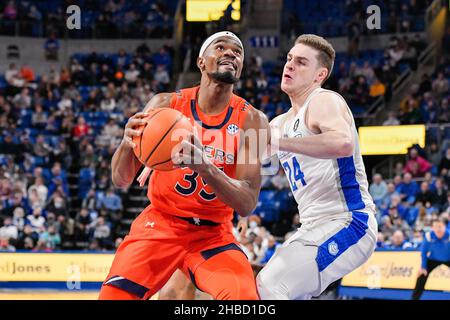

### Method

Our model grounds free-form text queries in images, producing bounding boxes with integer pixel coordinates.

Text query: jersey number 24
[282,157,307,191]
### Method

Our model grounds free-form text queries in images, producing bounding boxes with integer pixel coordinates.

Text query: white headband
[198,31,244,57]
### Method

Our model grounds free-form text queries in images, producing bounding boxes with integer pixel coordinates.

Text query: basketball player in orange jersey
[98,31,270,300]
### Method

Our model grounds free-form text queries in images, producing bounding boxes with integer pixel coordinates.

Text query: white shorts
[256,211,377,300]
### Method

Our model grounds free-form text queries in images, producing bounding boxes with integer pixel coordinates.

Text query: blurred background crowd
[0,0,449,275]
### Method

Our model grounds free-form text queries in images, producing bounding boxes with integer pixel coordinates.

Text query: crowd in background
[0,0,176,39]
[0,1,449,273]
[0,42,174,253]
[283,0,431,39]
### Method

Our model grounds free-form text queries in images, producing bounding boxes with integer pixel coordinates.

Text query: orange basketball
[132,108,193,171]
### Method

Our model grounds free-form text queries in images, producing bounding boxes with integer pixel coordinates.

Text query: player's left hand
[173,133,212,175]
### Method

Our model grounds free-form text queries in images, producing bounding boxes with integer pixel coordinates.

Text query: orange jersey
[148,86,253,224]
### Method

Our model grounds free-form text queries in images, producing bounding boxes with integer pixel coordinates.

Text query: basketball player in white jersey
[256,34,378,300]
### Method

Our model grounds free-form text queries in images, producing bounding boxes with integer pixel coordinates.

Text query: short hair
[432,217,446,225]
[294,34,336,82]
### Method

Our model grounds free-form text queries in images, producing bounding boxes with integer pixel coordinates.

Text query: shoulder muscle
[307,91,352,133]
[143,92,173,112]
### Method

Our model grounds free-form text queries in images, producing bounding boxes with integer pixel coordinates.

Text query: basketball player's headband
[198,31,244,57]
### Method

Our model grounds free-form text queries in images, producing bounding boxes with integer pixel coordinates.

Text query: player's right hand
[122,112,150,149]
[417,268,427,277]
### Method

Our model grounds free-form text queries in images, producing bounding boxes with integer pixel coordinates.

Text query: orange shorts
[99,205,258,300]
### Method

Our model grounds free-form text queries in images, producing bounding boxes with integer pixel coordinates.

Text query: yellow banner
[341,251,450,290]
[358,125,425,155]
[186,0,240,22]
[0,253,114,282]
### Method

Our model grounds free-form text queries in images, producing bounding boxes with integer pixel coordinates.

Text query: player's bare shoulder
[308,90,352,127]
[143,92,173,112]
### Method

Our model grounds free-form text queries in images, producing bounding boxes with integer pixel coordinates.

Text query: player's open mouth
[284,74,293,80]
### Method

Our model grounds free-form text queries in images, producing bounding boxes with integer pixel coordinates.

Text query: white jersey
[272,87,376,225]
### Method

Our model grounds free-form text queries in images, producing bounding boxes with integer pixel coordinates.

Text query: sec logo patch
[227,123,239,135]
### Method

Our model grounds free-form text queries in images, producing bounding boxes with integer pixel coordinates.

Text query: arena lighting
[186,0,241,22]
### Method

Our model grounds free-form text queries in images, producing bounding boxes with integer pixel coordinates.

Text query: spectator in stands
[3,1,18,20]
[124,63,140,86]
[376,232,386,248]
[59,67,71,88]
[392,168,404,182]
[5,63,24,90]
[16,224,38,249]
[441,191,450,214]
[20,63,36,87]
[50,139,72,169]
[438,148,450,176]
[438,98,449,123]
[410,228,424,249]
[414,206,432,231]
[412,218,450,300]
[369,78,386,100]
[0,217,18,243]
[411,32,426,52]
[91,216,111,249]
[72,116,91,138]
[153,46,172,70]
[387,230,413,250]
[12,87,31,109]
[37,225,61,251]
[388,41,405,67]
[1,191,30,219]
[44,32,60,61]
[26,207,46,232]
[31,104,48,129]
[28,189,45,208]
[81,189,98,213]
[75,208,92,242]
[251,234,267,264]
[98,64,113,86]
[260,235,281,265]
[27,177,48,208]
[100,92,116,112]
[382,111,400,126]
[96,118,121,148]
[427,142,442,168]
[33,134,51,159]
[400,39,418,70]
[380,182,400,209]
[415,182,435,207]
[432,72,449,98]
[0,178,12,202]
[397,172,419,203]
[12,206,25,231]
[154,65,170,90]
[46,193,69,218]
[347,13,361,57]
[97,187,122,213]
[403,148,432,177]
[0,134,19,157]
[431,178,447,211]
[0,236,15,252]
[370,173,388,206]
